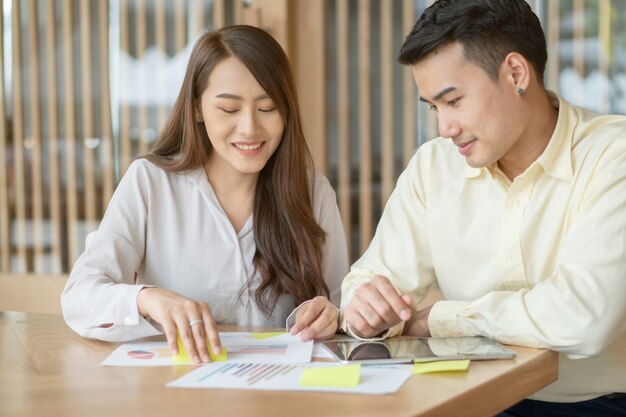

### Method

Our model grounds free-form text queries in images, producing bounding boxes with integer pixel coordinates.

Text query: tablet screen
[322,336,517,364]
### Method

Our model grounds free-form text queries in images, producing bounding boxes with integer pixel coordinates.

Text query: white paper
[101,341,189,366]
[167,362,413,394]
[101,332,313,366]
[312,343,334,359]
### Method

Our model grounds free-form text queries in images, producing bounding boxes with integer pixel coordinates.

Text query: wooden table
[0,311,558,417]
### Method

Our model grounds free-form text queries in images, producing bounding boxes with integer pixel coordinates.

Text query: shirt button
[124,317,133,325]
[510,198,520,208]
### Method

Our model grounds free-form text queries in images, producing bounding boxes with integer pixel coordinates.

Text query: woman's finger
[175,315,202,363]
[202,310,221,356]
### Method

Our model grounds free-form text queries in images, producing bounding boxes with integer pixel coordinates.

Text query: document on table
[101,332,313,366]
[167,362,413,394]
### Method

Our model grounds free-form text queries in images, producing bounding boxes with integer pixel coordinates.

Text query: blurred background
[1,0,624,311]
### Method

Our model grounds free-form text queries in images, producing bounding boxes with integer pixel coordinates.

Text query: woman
[61,25,348,363]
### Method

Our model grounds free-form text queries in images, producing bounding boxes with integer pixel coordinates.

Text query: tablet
[321,336,517,364]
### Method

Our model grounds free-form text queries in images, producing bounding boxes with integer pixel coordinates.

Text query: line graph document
[167,362,413,394]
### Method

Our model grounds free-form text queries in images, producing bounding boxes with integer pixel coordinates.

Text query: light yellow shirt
[340,93,626,402]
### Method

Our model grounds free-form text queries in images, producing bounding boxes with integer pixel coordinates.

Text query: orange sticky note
[174,335,228,363]
[300,364,361,388]
[251,332,287,340]
[412,360,470,374]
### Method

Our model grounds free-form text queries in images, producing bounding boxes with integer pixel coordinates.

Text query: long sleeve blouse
[62,159,349,341]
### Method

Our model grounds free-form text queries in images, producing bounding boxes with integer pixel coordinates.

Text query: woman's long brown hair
[145,25,328,315]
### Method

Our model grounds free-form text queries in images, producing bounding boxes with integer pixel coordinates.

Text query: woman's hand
[137,287,221,363]
[289,296,338,341]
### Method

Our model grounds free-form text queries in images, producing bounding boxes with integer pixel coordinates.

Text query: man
[339,0,626,415]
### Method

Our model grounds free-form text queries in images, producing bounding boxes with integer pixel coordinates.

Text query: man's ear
[502,52,530,95]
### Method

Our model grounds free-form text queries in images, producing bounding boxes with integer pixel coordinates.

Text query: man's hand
[344,275,412,338]
[289,296,338,341]
[137,287,221,364]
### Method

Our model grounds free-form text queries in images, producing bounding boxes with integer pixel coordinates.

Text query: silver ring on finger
[189,319,204,327]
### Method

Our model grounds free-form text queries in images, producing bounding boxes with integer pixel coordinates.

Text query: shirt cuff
[428,300,472,337]
[339,311,405,341]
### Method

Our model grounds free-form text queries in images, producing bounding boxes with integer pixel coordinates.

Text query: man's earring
[516,87,526,96]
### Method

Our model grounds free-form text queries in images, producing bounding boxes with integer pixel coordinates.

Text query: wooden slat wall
[402,0,416,167]
[80,0,98,230]
[3,0,113,275]
[1,0,623,280]
[26,0,45,273]
[155,0,169,130]
[11,0,27,272]
[44,1,63,274]
[61,0,79,266]
[380,0,394,206]
[328,0,431,257]
[335,0,351,258]
[100,0,115,208]
[119,0,132,172]
[357,0,372,255]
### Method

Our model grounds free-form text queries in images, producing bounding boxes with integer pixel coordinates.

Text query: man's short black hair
[398,0,547,85]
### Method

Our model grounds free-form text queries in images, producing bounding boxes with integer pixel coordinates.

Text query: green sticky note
[300,364,361,388]
[174,335,228,363]
[251,332,287,340]
[412,360,470,374]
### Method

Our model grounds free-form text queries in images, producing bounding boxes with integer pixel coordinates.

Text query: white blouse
[62,159,349,342]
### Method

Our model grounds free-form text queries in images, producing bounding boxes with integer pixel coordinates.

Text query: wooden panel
[380,0,393,205]
[336,0,351,259]
[547,0,560,89]
[290,1,326,172]
[99,0,115,207]
[62,0,79,265]
[358,0,372,254]
[26,0,46,273]
[0,0,8,271]
[119,0,133,172]
[192,0,206,34]
[11,0,27,272]
[174,0,186,51]
[598,0,610,113]
[213,0,225,28]
[155,0,169,129]
[573,0,585,76]
[250,0,288,51]
[136,0,150,155]
[80,0,98,225]
[44,0,63,274]
[403,0,416,166]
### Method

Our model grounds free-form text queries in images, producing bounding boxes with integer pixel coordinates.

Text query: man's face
[412,42,527,169]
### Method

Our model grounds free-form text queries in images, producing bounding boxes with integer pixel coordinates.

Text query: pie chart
[127,350,156,360]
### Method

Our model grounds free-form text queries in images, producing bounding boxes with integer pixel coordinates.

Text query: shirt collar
[535,91,575,181]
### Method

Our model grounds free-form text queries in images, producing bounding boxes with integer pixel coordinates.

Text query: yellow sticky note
[412,360,470,374]
[174,336,228,363]
[300,364,361,388]
[251,332,287,340]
